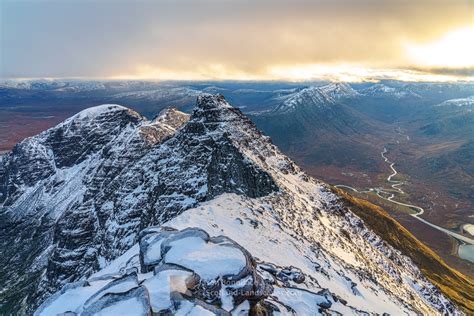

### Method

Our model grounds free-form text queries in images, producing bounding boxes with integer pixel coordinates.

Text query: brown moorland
[333,187,474,314]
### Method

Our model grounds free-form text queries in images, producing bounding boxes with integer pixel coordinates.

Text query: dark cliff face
[0,105,182,314]
[42,107,143,169]
[0,95,278,315]
[0,105,144,206]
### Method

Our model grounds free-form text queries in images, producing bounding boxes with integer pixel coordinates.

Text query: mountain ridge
[272,83,359,113]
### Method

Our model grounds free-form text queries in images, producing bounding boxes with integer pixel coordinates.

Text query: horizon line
[2,77,474,84]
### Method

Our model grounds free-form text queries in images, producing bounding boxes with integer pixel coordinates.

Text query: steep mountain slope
[419,96,474,138]
[0,94,466,315]
[271,83,359,113]
[37,95,277,301]
[335,188,474,313]
[396,96,474,211]
[0,105,190,313]
[251,84,389,174]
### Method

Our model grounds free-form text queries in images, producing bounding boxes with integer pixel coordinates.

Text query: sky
[1,0,473,82]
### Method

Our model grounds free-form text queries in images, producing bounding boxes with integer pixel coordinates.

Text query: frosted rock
[81,286,152,316]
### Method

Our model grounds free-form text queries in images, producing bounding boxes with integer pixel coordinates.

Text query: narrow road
[336,148,474,246]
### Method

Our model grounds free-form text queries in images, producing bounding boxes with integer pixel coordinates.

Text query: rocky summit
[1,94,460,315]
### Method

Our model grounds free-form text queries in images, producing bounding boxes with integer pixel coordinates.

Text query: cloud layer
[1,0,473,81]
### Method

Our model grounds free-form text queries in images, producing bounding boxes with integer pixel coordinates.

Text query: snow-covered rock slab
[83,273,139,309]
[35,227,339,315]
[81,286,151,316]
[164,194,458,315]
[162,228,248,281]
[272,287,332,314]
[143,264,196,313]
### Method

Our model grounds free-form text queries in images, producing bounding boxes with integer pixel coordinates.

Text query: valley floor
[298,144,474,278]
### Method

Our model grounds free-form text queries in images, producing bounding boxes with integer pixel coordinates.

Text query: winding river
[336,147,474,263]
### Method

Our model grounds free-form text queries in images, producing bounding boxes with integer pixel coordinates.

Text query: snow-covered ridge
[112,86,201,101]
[435,96,474,108]
[274,83,359,113]
[360,84,421,99]
[318,82,360,99]
[37,192,459,315]
[0,95,279,314]
[63,104,133,121]
[1,104,187,210]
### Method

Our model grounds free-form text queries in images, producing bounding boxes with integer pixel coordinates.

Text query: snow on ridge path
[165,193,455,315]
[50,193,455,315]
[49,190,457,315]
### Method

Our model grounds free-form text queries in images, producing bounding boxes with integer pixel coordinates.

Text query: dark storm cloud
[419,67,474,77]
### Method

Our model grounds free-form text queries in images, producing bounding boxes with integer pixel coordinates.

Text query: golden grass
[333,187,474,314]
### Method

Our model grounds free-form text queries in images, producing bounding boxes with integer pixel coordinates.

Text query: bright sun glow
[405,26,474,68]
[107,26,474,82]
[109,63,473,83]
[268,64,470,82]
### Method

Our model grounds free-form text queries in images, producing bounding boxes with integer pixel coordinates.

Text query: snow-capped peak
[71,104,129,118]
[57,104,143,130]
[196,93,233,110]
[274,83,358,113]
[318,82,360,99]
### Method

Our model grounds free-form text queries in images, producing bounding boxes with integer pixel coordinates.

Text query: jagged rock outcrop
[41,95,278,298]
[1,95,279,314]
